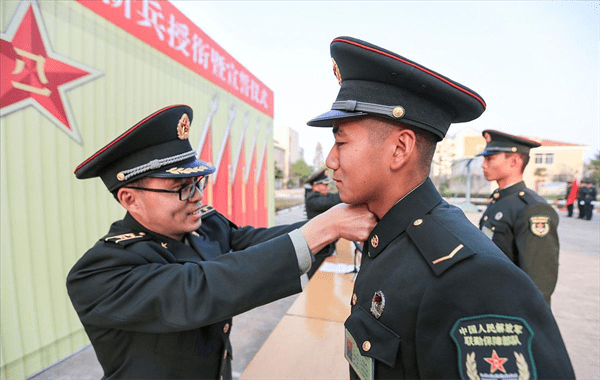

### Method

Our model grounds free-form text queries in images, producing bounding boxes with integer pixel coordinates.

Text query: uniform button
[371,235,379,248]
[519,191,525,196]
[483,216,488,221]
[352,293,357,305]
[491,226,496,231]
[223,323,230,334]
[493,193,499,199]
[223,350,228,359]
[413,219,423,226]
[362,341,371,352]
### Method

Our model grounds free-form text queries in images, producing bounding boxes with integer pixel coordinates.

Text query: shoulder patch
[199,205,217,218]
[103,232,150,247]
[530,216,550,237]
[451,314,536,380]
[406,215,475,276]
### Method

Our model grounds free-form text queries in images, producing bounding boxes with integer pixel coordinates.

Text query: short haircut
[366,116,438,174]
[505,152,530,173]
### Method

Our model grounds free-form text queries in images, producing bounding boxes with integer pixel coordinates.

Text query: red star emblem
[1,1,102,145]
[484,349,508,373]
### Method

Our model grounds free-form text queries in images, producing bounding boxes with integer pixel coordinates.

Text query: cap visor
[307,109,368,127]
[149,158,216,178]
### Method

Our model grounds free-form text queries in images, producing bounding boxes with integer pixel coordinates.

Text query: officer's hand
[300,203,377,254]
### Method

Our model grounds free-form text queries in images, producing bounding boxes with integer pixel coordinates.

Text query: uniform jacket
[305,191,342,219]
[67,206,304,380]
[345,179,574,380]
[479,181,559,304]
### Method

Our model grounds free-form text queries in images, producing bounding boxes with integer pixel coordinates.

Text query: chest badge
[530,216,550,237]
[495,212,503,221]
[370,235,379,248]
[370,291,385,319]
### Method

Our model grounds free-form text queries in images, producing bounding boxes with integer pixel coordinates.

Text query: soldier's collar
[366,178,442,258]
[122,212,186,244]
[497,181,526,198]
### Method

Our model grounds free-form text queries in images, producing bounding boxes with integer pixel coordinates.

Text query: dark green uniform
[67,206,304,379]
[346,179,573,379]
[305,191,342,220]
[479,181,559,305]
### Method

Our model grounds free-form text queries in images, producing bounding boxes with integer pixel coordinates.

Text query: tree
[587,150,600,185]
[290,158,313,184]
[274,161,284,180]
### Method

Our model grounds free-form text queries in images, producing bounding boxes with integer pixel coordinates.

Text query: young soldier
[307,36,574,380]
[67,105,376,379]
[477,130,559,305]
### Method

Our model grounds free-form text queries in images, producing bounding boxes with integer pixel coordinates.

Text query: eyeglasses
[125,176,208,201]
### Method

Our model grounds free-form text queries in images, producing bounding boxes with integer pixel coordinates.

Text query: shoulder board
[406,215,475,276]
[518,189,543,206]
[200,205,217,218]
[103,232,151,247]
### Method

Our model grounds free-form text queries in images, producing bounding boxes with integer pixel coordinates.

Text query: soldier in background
[582,179,597,220]
[304,168,342,278]
[478,130,559,305]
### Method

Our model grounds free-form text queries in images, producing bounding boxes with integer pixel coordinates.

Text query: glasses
[125,176,208,201]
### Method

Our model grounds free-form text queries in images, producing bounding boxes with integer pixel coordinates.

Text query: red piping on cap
[333,38,487,110]
[74,104,188,174]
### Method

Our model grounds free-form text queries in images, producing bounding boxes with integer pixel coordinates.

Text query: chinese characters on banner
[77,0,273,117]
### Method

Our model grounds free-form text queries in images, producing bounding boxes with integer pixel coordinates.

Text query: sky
[172,1,600,166]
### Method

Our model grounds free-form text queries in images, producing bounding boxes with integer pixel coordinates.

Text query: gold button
[493,193,499,199]
[371,235,379,248]
[223,350,228,359]
[413,219,423,226]
[117,172,125,181]
[519,191,525,196]
[491,226,496,231]
[483,216,488,221]
[362,341,371,351]
[352,293,357,305]
[512,147,517,152]
[223,323,230,334]
[392,106,405,118]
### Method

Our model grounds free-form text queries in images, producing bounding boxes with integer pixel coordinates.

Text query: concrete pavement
[29,205,599,379]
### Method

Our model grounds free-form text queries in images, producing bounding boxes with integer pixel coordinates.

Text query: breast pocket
[345,306,401,369]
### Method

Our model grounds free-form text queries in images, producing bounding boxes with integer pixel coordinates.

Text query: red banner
[76,0,273,117]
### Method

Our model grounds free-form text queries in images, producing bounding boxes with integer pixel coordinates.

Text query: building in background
[432,129,590,197]
[1,1,274,377]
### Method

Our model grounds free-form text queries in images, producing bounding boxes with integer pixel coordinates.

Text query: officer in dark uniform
[307,36,574,379]
[477,130,559,306]
[582,179,597,220]
[577,181,587,218]
[304,168,342,278]
[67,105,376,379]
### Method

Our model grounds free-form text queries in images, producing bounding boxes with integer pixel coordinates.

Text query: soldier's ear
[390,128,416,171]
[117,187,138,210]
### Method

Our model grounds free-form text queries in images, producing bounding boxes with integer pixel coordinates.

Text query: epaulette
[517,189,541,206]
[406,215,475,276]
[199,205,217,218]
[103,232,151,247]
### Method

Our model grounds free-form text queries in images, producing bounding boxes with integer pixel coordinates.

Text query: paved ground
[30,204,599,380]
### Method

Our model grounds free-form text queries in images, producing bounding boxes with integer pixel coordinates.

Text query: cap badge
[484,132,491,143]
[370,291,385,319]
[177,113,190,140]
[495,212,503,221]
[332,58,342,85]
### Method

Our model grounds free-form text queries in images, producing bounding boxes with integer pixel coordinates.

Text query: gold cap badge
[177,113,190,140]
[332,58,342,85]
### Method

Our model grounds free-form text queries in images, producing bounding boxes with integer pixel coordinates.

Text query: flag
[566,178,579,206]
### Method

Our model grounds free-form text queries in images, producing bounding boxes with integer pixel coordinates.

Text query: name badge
[345,329,374,380]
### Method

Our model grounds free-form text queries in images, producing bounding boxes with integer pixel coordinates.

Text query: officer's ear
[117,187,139,211]
[390,127,416,171]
